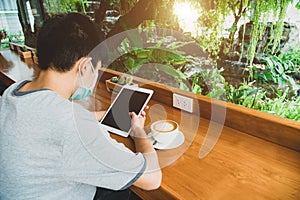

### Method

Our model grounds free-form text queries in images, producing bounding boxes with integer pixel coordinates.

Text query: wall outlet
[173,93,193,113]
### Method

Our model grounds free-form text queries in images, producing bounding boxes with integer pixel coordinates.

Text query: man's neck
[21,69,77,99]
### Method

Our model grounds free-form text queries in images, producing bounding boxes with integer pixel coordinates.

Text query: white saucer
[148,131,185,150]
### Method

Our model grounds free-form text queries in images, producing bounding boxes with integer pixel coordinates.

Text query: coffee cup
[150,120,179,146]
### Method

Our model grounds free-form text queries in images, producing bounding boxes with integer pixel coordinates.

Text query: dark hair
[37,13,101,72]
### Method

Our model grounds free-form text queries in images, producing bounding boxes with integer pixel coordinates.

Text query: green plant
[0,43,9,49]
[7,32,24,43]
[279,49,300,68]
[197,10,223,58]
[225,82,266,108]
[111,76,119,83]
[191,0,295,64]
[109,46,188,87]
[0,29,9,49]
[118,76,125,84]
[247,0,293,65]
[109,38,299,121]
[261,57,295,86]
[263,91,300,121]
[1,31,24,49]
[297,0,300,9]
[225,82,299,120]
[43,0,89,16]
[225,0,251,52]
[126,76,134,85]
[190,68,226,99]
[249,49,300,97]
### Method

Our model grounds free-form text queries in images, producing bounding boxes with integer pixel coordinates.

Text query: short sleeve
[62,103,146,190]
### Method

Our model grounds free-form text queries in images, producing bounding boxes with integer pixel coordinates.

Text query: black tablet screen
[102,88,150,132]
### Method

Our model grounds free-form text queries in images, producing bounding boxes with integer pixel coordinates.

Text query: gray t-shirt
[0,81,146,200]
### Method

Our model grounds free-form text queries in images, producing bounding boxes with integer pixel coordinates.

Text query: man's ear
[75,57,92,75]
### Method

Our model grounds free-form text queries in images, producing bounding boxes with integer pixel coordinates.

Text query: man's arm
[93,111,106,122]
[129,112,162,190]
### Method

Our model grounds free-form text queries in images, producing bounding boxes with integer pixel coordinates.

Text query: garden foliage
[109,40,300,121]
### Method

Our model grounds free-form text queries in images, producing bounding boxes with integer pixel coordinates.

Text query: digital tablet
[99,85,153,137]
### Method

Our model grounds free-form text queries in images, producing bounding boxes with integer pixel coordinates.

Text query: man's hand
[129,106,149,139]
[93,111,106,122]
[130,111,146,129]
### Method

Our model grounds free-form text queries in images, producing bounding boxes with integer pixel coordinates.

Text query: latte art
[150,120,179,146]
[153,121,177,132]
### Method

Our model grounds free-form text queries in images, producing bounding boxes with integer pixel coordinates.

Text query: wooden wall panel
[97,68,300,151]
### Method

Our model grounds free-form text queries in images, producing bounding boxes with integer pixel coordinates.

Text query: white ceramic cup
[150,120,179,146]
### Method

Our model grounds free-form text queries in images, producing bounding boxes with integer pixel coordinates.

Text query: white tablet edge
[99,84,153,137]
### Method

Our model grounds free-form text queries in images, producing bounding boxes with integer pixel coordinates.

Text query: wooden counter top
[96,82,300,200]
[0,49,37,86]
[1,49,300,199]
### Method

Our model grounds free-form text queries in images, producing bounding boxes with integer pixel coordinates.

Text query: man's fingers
[129,112,137,118]
[141,111,146,116]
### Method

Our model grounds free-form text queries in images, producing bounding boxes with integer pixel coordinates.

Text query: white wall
[0,11,23,34]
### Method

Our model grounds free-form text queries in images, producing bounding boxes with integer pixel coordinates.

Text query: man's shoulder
[1,81,74,123]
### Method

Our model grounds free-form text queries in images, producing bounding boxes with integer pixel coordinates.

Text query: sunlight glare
[173,1,201,37]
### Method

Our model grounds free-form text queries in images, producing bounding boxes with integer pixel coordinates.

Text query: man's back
[0,81,147,200]
[0,81,96,199]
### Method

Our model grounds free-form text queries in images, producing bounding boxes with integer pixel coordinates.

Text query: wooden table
[96,83,300,200]
[1,49,300,199]
[0,49,37,86]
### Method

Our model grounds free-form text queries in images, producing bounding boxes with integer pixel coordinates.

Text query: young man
[0,13,161,200]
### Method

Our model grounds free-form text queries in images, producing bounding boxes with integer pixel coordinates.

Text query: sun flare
[173,1,201,36]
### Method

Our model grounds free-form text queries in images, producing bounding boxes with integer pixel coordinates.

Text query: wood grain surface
[97,83,300,200]
[1,50,299,199]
